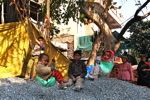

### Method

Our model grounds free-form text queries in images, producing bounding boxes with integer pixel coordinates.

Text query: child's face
[122,58,127,63]
[74,54,81,61]
[101,52,111,61]
[141,57,146,62]
[40,56,49,66]
[38,39,45,44]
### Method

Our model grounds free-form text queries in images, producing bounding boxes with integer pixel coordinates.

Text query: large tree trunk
[83,3,115,66]
[83,0,150,65]
[87,31,102,66]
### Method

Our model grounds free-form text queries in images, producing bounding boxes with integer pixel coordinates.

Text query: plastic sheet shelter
[0,20,71,80]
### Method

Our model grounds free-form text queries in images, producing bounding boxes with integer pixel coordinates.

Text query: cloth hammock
[0,19,71,80]
[36,75,56,87]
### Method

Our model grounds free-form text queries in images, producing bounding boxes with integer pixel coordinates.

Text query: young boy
[25,37,45,80]
[36,53,68,88]
[68,50,87,91]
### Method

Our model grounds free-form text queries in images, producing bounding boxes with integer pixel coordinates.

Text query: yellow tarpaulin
[0,20,71,80]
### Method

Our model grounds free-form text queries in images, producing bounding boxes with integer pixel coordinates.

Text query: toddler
[36,53,68,88]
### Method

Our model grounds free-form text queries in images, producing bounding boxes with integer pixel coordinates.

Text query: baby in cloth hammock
[88,50,114,79]
[36,53,68,88]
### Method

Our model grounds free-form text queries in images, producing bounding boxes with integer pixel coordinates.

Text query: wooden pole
[1,2,4,24]
[46,0,51,41]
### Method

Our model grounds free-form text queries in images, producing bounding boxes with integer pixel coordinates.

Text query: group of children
[25,36,139,91]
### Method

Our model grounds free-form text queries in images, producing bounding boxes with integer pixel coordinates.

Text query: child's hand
[72,77,76,81]
[51,66,55,71]
[143,69,146,71]
[76,76,81,80]
[50,59,56,71]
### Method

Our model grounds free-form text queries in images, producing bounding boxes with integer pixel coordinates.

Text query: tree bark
[87,31,102,66]
[82,4,115,66]
[83,4,115,49]
[46,0,51,41]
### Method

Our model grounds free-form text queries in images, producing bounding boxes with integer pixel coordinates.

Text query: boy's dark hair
[38,36,44,40]
[121,56,128,62]
[140,56,146,60]
[121,56,128,60]
[38,53,49,61]
[73,50,81,56]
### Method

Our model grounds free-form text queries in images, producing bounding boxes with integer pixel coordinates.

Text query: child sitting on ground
[88,50,114,79]
[68,50,87,91]
[36,53,68,88]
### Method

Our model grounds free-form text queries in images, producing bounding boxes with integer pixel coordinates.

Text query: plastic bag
[36,75,56,87]
[86,65,94,76]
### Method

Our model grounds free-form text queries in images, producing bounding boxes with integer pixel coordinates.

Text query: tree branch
[117,0,150,42]
[141,11,150,19]
[134,0,150,17]
[117,16,142,42]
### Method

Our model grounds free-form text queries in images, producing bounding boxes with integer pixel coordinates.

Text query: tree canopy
[32,0,86,38]
[128,21,150,57]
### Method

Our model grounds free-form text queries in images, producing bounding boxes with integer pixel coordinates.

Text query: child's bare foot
[24,77,34,81]
[58,82,69,89]
[62,80,68,83]
[24,77,30,80]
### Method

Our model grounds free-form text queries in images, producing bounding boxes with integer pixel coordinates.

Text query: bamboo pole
[46,0,51,41]
[1,2,4,24]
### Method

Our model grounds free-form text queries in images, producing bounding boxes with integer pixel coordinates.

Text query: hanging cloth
[99,61,114,77]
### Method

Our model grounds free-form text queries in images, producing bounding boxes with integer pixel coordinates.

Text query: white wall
[56,18,86,50]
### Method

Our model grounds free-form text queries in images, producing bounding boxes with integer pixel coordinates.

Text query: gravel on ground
[0,77,149,100]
